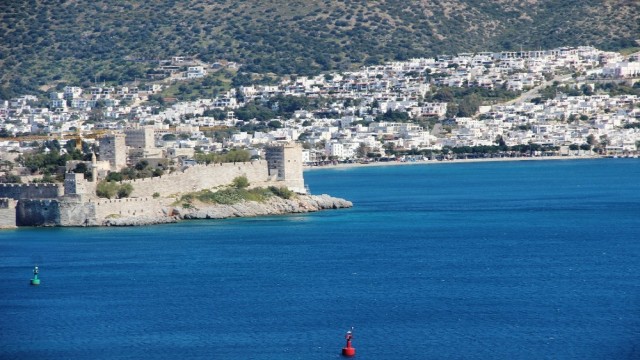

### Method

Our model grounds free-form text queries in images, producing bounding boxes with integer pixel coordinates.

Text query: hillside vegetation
[1,0,638,98]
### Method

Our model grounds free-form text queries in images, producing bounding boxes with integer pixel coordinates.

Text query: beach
[303,154,608,171]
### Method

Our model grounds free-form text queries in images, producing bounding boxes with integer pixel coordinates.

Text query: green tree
[117,183,133,198]
[0,174,22,183]
[106,172,123,182]
[225,149,251,163]
[96,181,118,199]
[135,160,149,171]
[73,162,88,174]
[356,143,370,158]
[457,94,481,117]
[267,120,283,129]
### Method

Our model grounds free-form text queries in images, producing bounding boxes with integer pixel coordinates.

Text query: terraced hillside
[0,0,638,98]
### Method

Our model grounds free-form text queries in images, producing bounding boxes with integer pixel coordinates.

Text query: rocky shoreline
[102,194,353,226]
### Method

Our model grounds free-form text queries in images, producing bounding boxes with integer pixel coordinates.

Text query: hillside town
[1,46,639,181]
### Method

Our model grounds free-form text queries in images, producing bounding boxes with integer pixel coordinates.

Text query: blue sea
[1,159,639,359]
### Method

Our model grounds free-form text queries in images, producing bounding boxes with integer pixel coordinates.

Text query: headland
[0,142,352,228]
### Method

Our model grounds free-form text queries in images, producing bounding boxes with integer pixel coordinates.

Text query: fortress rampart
[16,199,60,226]
[2,143,308,227]
[122,160,278,198]
[0,183,63,200]
[14,197,167,227]
[89,197,165,220]
[120,143,306,197]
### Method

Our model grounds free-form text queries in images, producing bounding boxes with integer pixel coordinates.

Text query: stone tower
[124,126,155,150]
[64,172,87,196]
[124,126,160,162]
[265,142,306,193]
[99,133,126,171]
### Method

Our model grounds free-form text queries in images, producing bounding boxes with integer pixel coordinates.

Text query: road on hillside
[504,74,572,106]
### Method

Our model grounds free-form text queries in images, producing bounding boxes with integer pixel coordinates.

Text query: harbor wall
[16,199,60,226]
[58,195,98,226]
[13,197,168,227]
[90,197,165,220]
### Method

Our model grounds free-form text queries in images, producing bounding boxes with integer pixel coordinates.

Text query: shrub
[152,192,160,198]
[96,181,118,199]
[0,174,22,183]
[269,186,294,199]
[177,186,275,206]
[106,172,123,182]
[207,188,246,204]
[232,175,250,189]
[117,183,133,198]
[96,181,134,199]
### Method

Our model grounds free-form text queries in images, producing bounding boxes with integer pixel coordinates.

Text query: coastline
[303,154,622,171]
[102,194,353,226]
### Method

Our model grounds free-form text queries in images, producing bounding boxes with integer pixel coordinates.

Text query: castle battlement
[117,161,268,185]
[0,183,63,200]
[115,159,283,198]
[0,197,17,208]
[90,197,154,205]
[24,199,57,206]
[0,183,60,188]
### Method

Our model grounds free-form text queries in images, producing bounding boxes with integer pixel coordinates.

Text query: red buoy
[342,329,356,357]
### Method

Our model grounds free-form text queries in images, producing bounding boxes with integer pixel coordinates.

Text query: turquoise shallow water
[1,159,639,359]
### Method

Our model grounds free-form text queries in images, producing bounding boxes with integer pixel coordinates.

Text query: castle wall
[59,195,98,226]
[0,183,63,200]
[0,198,17,228]
[16,199,60,226]
[122,160,279,198]
[16,197,166,227]
[91,197,165,220]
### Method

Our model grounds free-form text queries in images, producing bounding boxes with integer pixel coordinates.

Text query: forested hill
[1,0,638,98]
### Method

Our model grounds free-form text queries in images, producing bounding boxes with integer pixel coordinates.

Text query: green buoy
[30,265,40,286]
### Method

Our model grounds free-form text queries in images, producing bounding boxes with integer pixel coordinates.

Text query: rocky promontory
[102,194,352,226]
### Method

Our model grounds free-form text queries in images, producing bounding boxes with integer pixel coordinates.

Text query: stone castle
[0,135,306,228]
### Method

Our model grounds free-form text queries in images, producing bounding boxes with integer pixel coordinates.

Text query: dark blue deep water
[1,159,639,359]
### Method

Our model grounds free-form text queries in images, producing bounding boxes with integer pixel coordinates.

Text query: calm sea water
[1,159,639,359]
